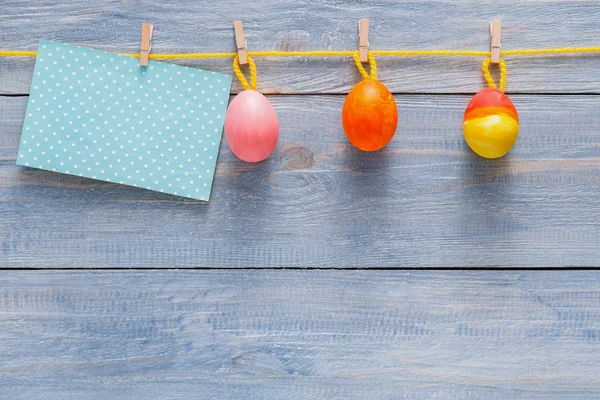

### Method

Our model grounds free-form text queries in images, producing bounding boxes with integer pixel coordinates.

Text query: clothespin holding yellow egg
[490,19,501,64]
[140,23,153,66]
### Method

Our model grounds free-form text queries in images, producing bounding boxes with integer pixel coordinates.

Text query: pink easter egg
[224,90,279,162]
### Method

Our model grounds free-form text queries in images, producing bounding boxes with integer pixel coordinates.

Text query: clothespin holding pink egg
[224,20,279,163]
[233,20,248,66]
[140,23,153,67]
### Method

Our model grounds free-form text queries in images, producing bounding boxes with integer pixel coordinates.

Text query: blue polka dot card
[17,40,232,201]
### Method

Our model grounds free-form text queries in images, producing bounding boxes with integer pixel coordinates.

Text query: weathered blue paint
[1,270,600,399]
[1,94,599,268]
[1,1,600,397]
[1,0,600,94]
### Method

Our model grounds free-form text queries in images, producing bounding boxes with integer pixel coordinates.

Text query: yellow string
[232,55,257,90]
[0,50,38,57]
[250,50,355,57]
[352,52,377,80]
[502,47,600,56]
[482,58,507,92]
[372,50,489,57]
[2,47,600,59]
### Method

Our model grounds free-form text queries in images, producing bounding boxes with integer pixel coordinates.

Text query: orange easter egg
[342,78,398,151]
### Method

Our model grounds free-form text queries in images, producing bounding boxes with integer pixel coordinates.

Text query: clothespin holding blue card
[140,23,153,66]
[18,40,233,201]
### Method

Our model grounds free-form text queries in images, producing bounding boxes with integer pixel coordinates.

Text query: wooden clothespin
[489,19,501,64]
[233,20,248,65]
[358,19,370,62]
[140,23,153,66]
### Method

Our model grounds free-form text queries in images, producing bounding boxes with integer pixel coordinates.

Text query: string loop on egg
[482,58,507,92]
[232,55,257,90]
[352,51,378,81]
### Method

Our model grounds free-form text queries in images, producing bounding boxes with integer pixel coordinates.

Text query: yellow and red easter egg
[342,79,398,152]
[463,88,519,159]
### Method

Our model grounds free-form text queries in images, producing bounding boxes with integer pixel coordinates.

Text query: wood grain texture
[2,94,599,268]
[2,2,600,397]
[1,0,600,94]
[1,270,600,399]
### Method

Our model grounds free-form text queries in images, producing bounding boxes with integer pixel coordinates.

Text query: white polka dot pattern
[17,40,233,201]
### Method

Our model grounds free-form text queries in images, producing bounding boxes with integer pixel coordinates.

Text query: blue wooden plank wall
[2,270,600,399]
[1,0,600,398]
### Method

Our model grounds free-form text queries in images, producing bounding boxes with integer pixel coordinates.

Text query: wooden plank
[1,0,600,94]
[1,94,599,268]
[1,270,600,398]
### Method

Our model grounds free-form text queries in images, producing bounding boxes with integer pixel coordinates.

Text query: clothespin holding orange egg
[489,19,501,64]
[358,19,370,62]
[140,23,153,66]
[233,20,248,65]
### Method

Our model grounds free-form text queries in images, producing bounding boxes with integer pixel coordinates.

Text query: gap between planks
[2,267,600,271]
